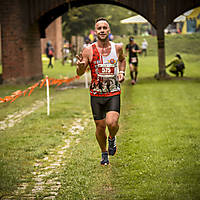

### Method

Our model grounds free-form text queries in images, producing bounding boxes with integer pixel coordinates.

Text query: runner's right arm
[76,47,90,76]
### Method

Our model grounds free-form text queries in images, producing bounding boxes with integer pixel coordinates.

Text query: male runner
[76,17,126,165]
[126,37,141,85]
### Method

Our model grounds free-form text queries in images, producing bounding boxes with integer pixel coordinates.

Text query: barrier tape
[0,75,80,103]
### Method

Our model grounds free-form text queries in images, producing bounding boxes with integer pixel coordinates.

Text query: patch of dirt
[0,100,44,131]
[2,118,89,199]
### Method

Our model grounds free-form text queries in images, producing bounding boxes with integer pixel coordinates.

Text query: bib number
[98,64,115,77]
[131,57,137,63]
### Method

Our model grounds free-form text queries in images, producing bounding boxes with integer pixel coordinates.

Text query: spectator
[61,41,70,65]
[45,41,54,68]
[109,33,114,41]
[141,39,148,56]
[166,54,185,77]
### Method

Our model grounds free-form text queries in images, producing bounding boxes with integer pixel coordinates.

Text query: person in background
[126,36,141,85]
[89,30,95,43]
[141,39,148,56]
[166,54,185,77]
[61,41,70,65]
[46,41,54,68]
[83,38,91,49]
[109,33,114,41]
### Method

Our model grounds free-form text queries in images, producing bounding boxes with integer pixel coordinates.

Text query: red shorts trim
[90,91,121,97]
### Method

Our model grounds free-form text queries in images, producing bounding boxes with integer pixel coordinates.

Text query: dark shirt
[126,43,139,58]
[46,46,54,58]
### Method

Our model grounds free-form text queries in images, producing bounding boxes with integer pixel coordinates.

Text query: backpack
[48,48,54,56]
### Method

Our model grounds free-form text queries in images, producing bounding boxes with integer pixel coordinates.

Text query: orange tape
[0,75,80,103]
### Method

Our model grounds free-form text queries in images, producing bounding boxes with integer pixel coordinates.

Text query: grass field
[0,34,200,199]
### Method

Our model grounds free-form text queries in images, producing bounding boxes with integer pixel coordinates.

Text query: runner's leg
[95,119,107,152]
[134,66,138,82]
[106,111,119,139]
[106,111,119,155]
[129,63,134,80]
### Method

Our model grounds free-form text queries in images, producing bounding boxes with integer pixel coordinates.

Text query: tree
[62,4,136,40]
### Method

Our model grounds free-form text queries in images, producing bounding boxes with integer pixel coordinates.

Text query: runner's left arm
[132,44,141,53]
[117,44,126,83]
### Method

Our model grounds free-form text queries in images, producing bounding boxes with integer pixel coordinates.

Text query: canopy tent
[173,15,186,22]
[173,9,193,22]
[120,15,148,24]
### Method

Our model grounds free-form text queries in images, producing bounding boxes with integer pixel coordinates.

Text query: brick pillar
[41,17,63,59]
[1,1,43,84]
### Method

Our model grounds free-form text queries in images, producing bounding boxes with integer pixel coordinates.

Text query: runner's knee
[106,114,119,129]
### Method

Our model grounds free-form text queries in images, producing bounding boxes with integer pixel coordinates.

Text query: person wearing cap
[166,54,185,77]
[126,37,141,85]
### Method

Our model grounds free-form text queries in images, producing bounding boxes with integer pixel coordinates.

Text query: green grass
[42,59,77,79]
[0,34,200,199]
[115,33,200,57]
[118,78,200,199]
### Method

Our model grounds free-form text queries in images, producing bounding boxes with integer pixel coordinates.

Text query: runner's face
[95,20,110,42]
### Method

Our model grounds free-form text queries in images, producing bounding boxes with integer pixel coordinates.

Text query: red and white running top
[89,42,121,97]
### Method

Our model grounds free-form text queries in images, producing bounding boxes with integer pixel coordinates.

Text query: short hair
[95,17,109,24]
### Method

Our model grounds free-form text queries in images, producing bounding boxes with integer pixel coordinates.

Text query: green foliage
[62,4,135,40]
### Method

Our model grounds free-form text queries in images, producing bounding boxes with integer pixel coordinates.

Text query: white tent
[120,15,148,24]
[173,9,193,22]
[173,15,186,22]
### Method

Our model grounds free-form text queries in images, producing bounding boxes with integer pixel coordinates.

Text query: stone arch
[0,0,200,83]
[37,0,157,38]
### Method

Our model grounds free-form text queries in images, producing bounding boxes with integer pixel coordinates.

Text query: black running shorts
[129,57,138,67]
[90,95,120,120]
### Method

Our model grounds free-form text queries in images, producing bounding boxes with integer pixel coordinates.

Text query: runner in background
[76,17,126,165]
[126,37,141,85]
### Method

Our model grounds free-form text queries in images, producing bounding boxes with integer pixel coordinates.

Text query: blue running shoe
[108,136,117,156]
[100,152,109,165]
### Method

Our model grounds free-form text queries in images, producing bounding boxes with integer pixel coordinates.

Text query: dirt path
[2,117,89,199]
[0,100,45,131]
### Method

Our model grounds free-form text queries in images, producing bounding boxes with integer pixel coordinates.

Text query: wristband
[119,71,125,76]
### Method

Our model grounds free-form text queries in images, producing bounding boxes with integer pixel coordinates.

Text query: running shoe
[131,80,135,85]
[108,136,117,156]
[100,152,109,165]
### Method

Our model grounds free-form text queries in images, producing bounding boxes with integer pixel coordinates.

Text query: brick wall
[0,0,43,84]
[40,17,63,59]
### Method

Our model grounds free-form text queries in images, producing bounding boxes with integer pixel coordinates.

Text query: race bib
[131,57,137,63]
[98,64,115,77]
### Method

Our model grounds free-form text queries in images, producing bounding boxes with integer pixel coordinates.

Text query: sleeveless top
[89,42,121,97]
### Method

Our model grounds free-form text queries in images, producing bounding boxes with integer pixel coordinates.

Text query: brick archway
[0,0,200,83]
